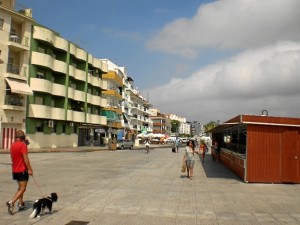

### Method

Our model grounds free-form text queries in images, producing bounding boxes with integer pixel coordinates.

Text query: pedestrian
[183,139,198,179]
[206,138,212,154]
[144,138,150,154]
[214,141,220,161]
[199,139,207,162]
[6,130,33,215]
[175,137,181,153]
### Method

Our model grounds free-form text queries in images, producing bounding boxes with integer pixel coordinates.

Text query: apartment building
[25,23,109,148]
[127,87,152,136]
[0,0,154,149]
[102,60,124,141]
[165,113,191,136]
[0,0,34,148]
[149,109,171,135]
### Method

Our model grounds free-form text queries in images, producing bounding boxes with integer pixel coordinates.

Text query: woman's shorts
[186,159,195,168]
[12,171,29,182]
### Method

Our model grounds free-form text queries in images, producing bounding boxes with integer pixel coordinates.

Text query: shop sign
[95,129,105,133]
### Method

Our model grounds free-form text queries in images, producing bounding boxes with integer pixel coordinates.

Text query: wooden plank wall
[246,125,283,183]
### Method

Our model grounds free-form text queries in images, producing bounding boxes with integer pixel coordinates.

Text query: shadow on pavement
[198,153,242,182]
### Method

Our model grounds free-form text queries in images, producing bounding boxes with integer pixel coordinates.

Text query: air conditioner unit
[70,122,74,127]
[48,120,54,128]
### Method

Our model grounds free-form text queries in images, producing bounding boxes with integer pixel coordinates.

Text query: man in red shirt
[6,130,33,215]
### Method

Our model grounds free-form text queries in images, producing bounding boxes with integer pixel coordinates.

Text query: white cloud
[144,41,300,123]
[147,0,300,57]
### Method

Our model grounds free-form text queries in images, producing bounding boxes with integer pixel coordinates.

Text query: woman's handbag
[181,163,187,173]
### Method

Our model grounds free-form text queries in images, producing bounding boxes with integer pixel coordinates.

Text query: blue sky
[17,0,300,123]
[17,0,213,88]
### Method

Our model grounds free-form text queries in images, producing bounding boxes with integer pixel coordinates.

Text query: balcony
[86,93,101,106]
[5,63,27,79]
[28,104,64,120]
[69,65,86,82]
[67,110,85,123]
[86,114,107,125]
[102,71,123,86]
[2,95,25,111]
[8,33,30,51]
[33,26,68,51]
[69,43,87,61]
[31,52,67,74]
[30,78,66,96]
[73,89,85,102]
[87,74,102,87]
[103,89,122,99]
[100,98,107,108]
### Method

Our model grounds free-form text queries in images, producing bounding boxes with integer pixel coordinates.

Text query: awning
[5,78,33,95]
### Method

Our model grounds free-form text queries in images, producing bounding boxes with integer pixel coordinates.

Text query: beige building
[0,0,34,148]
[27,24,108,148]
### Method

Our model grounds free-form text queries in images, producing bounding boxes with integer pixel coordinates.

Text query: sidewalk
[1,147,300,225]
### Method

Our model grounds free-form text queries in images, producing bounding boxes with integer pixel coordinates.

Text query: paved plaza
[1,147,300,225]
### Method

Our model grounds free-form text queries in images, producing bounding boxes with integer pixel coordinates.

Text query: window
[0,18,4,30]
[37,47,46,53]
[37,71,45,79]
[35,96,43,105]
[36,122,44,132]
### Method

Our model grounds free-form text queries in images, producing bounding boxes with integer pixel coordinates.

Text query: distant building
[149,109,171,135]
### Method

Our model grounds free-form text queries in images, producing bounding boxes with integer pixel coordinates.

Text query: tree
[204,121,219,132]
[171,120,180,133]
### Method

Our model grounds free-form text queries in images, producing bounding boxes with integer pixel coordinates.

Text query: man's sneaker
[6,201,14,215]
[18,203,27,211]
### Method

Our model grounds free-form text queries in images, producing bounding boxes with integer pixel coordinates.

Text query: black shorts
[12,171,29,182]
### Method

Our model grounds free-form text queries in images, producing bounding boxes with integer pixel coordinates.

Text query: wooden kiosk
[209,114,300,183]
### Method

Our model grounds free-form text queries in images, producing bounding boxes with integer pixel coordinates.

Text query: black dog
[29,193,58,218]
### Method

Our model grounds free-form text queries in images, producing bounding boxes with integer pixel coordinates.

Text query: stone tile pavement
[0,146,300,225]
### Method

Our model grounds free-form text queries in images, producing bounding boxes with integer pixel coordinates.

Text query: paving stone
[1,147,300,225]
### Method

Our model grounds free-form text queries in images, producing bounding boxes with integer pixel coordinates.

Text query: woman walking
[183,140,198,179]
[199,140,207,162]
[144,138,150,154]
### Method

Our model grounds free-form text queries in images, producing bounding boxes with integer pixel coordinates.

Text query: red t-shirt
[10,140,28,173]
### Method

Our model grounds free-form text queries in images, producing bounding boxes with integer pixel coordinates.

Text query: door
[281,128,300,183]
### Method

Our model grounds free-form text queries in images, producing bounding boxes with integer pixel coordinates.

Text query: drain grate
[65,221,89,225]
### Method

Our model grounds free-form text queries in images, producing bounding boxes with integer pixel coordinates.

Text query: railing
[9,33,29,47]
[5,63,28,77]
[4,95,24,106]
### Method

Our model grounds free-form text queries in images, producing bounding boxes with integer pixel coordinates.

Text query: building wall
[0,3,33,149]
[26,25,108,148]
[247,124,300,183]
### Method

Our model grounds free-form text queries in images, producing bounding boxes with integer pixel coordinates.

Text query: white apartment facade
[168,113,191,135]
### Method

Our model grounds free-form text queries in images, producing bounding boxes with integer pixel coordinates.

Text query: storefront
[78,125,106,147]
[209,114,300,183]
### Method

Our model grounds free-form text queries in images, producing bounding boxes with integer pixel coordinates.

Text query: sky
[17,0,300,124]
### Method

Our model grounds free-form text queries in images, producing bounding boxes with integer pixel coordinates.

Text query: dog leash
[32,175,45,198]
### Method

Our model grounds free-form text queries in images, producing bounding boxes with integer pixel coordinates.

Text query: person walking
[144,138,150,154]
[6,130,33,215]
[199,140,207,162]
[175,137,181,153]
[183,139,198,179]
[214,141,220,161]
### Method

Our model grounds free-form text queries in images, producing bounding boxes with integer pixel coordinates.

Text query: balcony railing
[9,33,29,47]
[6,63,27,77]
[7,63,19,74]
[4,95,24,106]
